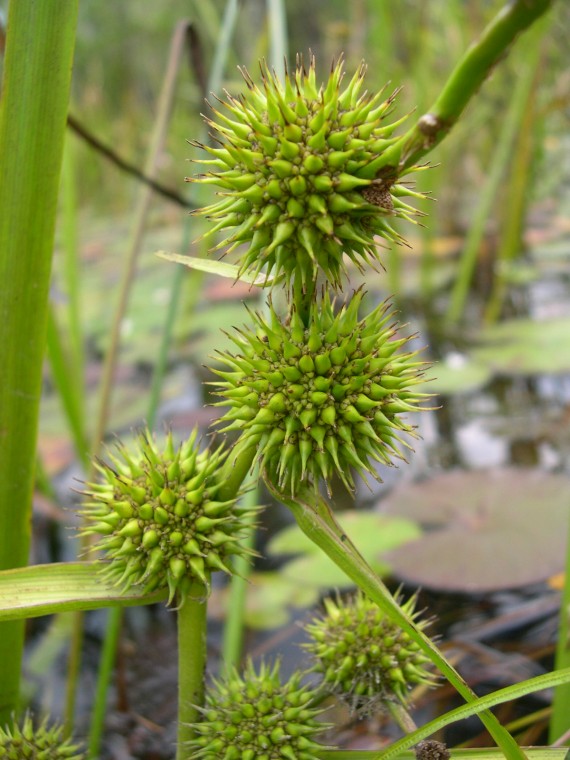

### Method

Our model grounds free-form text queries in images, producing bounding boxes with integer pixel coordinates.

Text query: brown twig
[67,113,196,209]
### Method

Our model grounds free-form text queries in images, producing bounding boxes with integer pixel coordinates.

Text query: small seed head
[188,660,332,760]
[81,429,257,605]
[191,54,423,291]
[212,291,430,495]
[304,591,437,713]
[0,713,85,759]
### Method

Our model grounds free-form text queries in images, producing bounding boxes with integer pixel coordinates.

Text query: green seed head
[212,291,430,495]
[190,54,422,291]
[188,660,332,760]
[0,713,85,759]
[81,429,257,605]
[304,592,436,713]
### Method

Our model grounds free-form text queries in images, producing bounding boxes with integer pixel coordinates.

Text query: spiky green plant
[190,54,423,292]
[0,713,85,759]
[81,429,257,605]
[212,290,429,494]
[304,591,436,713]
[188,660,331,760]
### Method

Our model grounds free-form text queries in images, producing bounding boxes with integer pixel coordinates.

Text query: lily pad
[268,511,422,590]
[242,572,320,630]
[471,317,570,376]
[380,468,570,592]
[420,354,492,395]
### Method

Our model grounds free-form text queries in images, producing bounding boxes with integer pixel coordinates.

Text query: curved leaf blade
[0,562,166,621]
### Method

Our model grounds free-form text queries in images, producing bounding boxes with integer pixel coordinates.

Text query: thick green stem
[373,0,553,178]
[268,483,526,760]
[0,0,78,724]
[177,584,208,758]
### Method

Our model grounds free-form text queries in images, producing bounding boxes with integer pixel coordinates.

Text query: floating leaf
[471,317,570,375]
[155,251,278,286]
[381,468,570,592]
[243,572,320,630]
[420,355,492,395]
[268,512,422,590]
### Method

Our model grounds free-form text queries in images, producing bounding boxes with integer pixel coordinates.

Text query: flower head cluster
[212,291,428,494]
[188,660,330,760]
[190,54,421,290]
[304,592,436,713]
[81,430,256,605]
[0,714,84,759]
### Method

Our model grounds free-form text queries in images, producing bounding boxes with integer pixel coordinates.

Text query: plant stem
[84,19,195,752]
[220,474,259,672]
[373,0,554,179]
[269,483,526,760]
[387,702,418,734]
[177,583,208,758]
[444,18,547,327]
[0,0,78,725]
[549,511,570,742]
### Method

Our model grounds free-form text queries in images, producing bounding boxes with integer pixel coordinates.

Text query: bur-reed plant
[1,2,568,760]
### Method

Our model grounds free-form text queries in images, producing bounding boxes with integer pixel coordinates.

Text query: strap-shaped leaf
[155,251,279,286]
[0,562,166,621]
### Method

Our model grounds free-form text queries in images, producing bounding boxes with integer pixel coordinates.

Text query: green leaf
[420,356,492,395]
[375,666,570,760]
[0,562,166,621]
[268,512,422,590]
[472,316,570,375]
[155,251,278,286]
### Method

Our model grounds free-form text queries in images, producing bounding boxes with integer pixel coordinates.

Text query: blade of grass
[320,749,568,760]
[84,19,197,756]
[373,667,570,760]
[0,563,166,620]
[549,515,570,742]
[46,305,89,466]
[483,40,546,324]
[60,137,85,430]
[444,20,546,326]
[0,0,78,725]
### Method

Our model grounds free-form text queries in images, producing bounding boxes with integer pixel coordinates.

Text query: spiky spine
[188,660,331,760]
[0,714,85,759]
[190,54,423,291]
[304,591,436,713]
[81,429,257,605]
[212,291,430,495]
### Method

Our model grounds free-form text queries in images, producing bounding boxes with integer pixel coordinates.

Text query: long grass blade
[0,0,78,724]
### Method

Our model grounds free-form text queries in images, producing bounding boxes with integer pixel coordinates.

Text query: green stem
[549,508,570,742]
[268,483,526,760]
[373,0,554,178]
[220,474,259,672]
[85,19,195,753]
[177,583,208,758]
[444,19,546,327]
[0,0,78,725]
[86,608,123,759]
[387,702,418,735]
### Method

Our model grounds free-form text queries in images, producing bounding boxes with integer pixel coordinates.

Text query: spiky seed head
[211,290,430,495]
[190,54,423,291]
[0,713,85,759]
[188,660,332,760]
[303,591,436,713]
[81,429,257,605]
